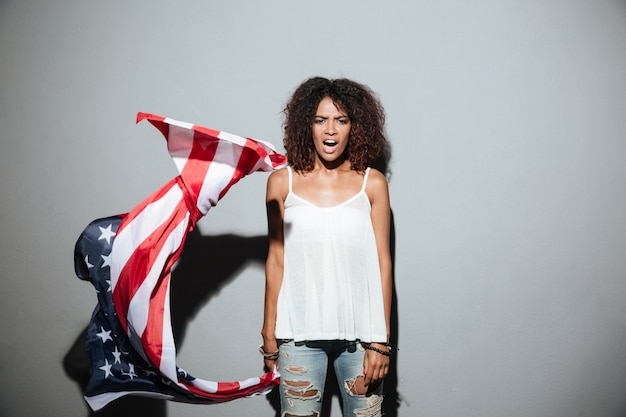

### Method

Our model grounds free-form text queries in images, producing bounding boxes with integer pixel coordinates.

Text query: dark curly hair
[283,77,388,173]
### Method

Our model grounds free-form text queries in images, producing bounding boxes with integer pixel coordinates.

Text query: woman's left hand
[362,343,390,387]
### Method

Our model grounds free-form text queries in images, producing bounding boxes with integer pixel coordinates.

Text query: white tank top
[274,166,387,343]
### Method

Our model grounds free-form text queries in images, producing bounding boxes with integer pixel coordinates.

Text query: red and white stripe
[109,113,286,397]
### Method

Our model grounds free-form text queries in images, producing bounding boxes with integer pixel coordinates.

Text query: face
[311,96,351,165]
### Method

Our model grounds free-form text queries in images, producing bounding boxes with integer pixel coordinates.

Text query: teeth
[324,140,337,146]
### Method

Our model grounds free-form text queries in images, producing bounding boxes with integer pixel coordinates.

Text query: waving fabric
[74,113,286,410]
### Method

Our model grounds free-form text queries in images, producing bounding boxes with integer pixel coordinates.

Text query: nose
[325,120,337,135]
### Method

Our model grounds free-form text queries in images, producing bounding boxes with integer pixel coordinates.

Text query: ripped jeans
[278,340,383,417]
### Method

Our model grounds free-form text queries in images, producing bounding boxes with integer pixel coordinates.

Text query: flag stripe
[111,180,182,288]
[198,141,241,212]
[122,204,189,365]
[112,187,188,331]
[218,142,259,201]
[164,123,196,177]
[183,131,220,213]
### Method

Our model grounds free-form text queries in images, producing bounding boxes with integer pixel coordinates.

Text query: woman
[261,77,393,416]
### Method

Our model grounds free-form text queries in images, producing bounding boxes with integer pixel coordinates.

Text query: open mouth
[323,140,337,147]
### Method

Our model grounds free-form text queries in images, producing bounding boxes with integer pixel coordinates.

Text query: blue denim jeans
[278,340,383,417]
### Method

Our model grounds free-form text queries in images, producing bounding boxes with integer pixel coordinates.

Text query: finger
[264,359,278,372]
[362,363,372,386]
[364,372,372,386]
[363,354,372,386]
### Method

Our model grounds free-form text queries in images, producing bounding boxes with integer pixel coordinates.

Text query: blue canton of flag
[75,216,211,409]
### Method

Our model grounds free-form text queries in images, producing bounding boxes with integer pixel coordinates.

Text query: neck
[313,154,350,172]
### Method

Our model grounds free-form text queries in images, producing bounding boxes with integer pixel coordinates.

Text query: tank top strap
[287,166,293,193]
[361,167,371,192]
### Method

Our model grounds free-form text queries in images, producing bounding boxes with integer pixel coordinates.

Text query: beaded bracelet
[361,342,394,357]
[258,345,279,360]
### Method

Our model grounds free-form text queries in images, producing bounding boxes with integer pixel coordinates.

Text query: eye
[337,118,350,125]
[314,117,326,124]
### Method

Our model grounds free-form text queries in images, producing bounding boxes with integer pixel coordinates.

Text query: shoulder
[366,168,388,191]
[266,167,289,201]
[365,168,389,204]
[268,167,289,183]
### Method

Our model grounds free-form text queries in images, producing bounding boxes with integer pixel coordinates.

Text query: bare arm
[261,169,287,371]
[363,168,393,385]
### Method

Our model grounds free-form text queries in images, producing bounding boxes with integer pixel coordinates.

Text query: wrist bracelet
[259,345,279,360]
[361,342,393,357]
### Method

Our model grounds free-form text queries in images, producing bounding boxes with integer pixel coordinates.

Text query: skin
[261,97,393,387]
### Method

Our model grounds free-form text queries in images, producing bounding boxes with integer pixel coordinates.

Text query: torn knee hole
[345,375,369,396]
[354,395,384,417]
[284,380,320,399]
[285,365,307,373]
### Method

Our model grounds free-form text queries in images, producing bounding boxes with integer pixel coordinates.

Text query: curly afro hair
[283,77,388,173]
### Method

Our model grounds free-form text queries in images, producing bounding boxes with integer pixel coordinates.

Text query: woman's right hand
[261,339,279,372]
[264,357,278,373]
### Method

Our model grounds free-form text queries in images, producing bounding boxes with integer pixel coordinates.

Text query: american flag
[74,113,286,410]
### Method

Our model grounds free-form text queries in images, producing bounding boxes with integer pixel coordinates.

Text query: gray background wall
[1,1,626,416]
